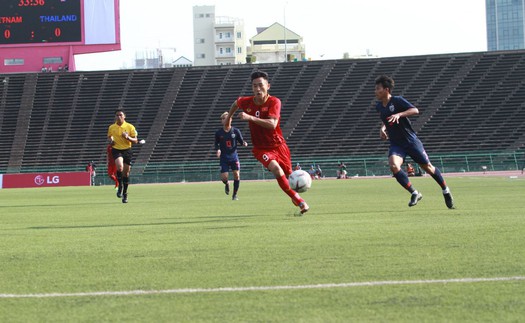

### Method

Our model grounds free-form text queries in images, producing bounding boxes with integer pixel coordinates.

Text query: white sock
[443,187,450,194]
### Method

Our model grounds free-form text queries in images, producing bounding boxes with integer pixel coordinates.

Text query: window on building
[254,40,277,45]
[237,32,242,38]
[237,47,242,54]
[43,57,63,64]
[226,48,231,53]
[4,58,24,66]
[278,39,299,44]
[197,53,206,59]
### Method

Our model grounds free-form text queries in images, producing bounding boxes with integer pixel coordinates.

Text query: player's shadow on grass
[1,201,126,208]
[27,215,259,230]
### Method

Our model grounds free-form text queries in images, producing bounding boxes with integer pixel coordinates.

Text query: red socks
[276,175,303,205]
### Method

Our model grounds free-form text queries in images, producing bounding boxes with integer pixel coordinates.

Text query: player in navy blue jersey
[374,75,454,209]
[215,112,248,200]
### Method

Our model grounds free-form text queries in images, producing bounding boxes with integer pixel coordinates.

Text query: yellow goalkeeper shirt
[107,121,137,150]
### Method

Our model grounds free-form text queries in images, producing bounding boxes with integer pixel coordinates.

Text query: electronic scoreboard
[0,0,82,45]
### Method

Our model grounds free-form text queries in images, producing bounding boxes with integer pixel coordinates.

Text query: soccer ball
[289,169,312,193]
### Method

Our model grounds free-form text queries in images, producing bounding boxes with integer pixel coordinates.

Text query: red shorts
[252,144,293,177]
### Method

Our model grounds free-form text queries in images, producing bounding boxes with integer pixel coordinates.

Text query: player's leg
[267,160,308,213]
[121,150,132,203]
[220,171,230,195]
[409,143,454,209]
[390,154,416,193]
[253,147,307,212]
[270,145,309,214]
[113,151,124,198]
[111,174,118,188]
[231,160,240,200]
[107,163,118,188]
[232,169,240,200]
[280,146,309,213]
[220,160,230,195]
[121,163,130,203]
[418,162,446,188]
[112,173,118,189]
[389,152,416,193]
[389,151,421,207]
[107,146,118,189]
[419,162,454,209]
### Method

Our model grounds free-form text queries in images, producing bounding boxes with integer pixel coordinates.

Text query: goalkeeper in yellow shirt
[107,109,138,203]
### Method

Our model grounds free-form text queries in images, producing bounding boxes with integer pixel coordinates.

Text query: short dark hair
[375,75,395,92]
[250,70,269,81]
[115,108,125,115]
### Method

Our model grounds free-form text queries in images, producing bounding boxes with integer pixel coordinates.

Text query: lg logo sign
[34,175,60,186]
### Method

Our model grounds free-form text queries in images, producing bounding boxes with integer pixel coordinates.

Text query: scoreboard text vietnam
[0,0,82,45]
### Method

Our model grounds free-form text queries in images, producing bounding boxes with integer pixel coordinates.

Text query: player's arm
[239,113,278,129]
[380,122,388,140]
[108,127,115,146]
[387,107,419,124]
[226,101,239,129]
[122,130,138,144]
[235,129,248,146]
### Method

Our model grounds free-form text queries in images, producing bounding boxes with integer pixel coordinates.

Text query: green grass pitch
[1,176,524,322]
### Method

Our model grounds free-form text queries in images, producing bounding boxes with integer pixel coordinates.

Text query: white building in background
[134,48,177,69]
[134,49,160,69]
[172,56,193,67]
[248,22,306,64]
[193,5,246,66]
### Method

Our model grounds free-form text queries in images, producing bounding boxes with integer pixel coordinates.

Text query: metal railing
[8,152,523,185]
[76,151,522,185]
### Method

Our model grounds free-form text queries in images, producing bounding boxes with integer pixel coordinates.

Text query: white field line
[1,276,524,299]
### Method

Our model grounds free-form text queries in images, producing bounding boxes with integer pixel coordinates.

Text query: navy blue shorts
[220,159,240,173]
[389,140,430,165]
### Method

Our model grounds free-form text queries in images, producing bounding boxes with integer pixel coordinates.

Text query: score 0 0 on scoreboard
[0,0,82,45]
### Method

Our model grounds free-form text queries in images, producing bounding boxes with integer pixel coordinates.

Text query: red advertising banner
[1,172,91,189]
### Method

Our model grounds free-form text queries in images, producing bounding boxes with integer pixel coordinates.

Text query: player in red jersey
[106,144,118,188]
[225,70,309,214]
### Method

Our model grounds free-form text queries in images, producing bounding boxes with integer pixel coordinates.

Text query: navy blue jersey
[376,96,419,145]
[215,127,245,161]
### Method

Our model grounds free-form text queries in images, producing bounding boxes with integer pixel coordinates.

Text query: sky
[75,0,488,71]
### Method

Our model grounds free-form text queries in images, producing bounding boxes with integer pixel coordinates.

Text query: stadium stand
[1,50,525,175]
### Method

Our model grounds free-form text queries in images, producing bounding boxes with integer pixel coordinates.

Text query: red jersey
[107,144,115,166]
[106,144,118,185]
[236,96,285,149]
